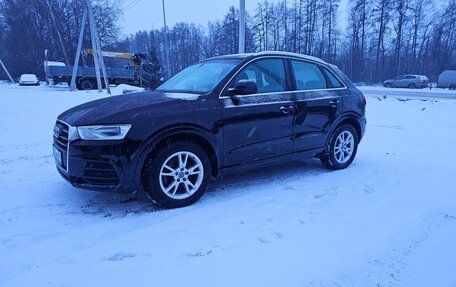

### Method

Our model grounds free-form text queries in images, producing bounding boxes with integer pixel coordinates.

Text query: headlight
[77,124,131,140]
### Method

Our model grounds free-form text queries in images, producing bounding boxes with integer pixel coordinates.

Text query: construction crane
[84,49,145,66]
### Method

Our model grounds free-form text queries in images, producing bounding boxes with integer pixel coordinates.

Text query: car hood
[58,90,205,126]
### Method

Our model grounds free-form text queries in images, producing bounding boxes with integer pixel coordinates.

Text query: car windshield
[157,59,241,94]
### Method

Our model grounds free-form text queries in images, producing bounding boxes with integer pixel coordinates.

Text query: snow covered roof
[45,61,66,67]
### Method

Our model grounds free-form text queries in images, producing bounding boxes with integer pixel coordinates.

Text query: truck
[437,70,456,90]
[45,50,163,90]
[45,62,139,90]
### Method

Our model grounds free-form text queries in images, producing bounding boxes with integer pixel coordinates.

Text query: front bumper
[53,122,141,194]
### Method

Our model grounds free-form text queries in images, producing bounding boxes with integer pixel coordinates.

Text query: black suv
[53,52,366,208]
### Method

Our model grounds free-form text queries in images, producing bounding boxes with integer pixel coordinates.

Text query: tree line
[0,0,120,79]
[1,0,455,83]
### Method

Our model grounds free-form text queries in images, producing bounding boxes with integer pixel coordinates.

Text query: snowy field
[358,85,456,100]
[1,82,456,287]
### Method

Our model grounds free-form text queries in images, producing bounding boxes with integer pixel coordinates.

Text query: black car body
[53,51,366,208]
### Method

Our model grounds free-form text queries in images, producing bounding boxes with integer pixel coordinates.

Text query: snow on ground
[358,85,456,99]
[1,82,456,287]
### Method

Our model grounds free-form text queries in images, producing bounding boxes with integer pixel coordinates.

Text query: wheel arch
[327,114,363,144]
[134,124,221,186]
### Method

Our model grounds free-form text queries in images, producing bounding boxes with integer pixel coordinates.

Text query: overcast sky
[120,0,349,36]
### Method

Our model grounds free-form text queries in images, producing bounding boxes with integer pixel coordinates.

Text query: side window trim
[289,58,347,92]
[219,56,346,98]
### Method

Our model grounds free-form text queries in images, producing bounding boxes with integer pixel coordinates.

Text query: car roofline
[205,51,327,64]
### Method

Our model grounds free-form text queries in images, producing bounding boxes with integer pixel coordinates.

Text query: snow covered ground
[1,82,456,287]
[358,85,456,99]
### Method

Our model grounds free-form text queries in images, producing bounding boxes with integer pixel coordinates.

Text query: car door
[221,58,295,167]
[396,75,408,88]
[289,59,344,153]
[392,76,401,87]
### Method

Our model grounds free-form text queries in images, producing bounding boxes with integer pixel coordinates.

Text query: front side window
[291,60,327,90]
[230,58,286,94]
[157,59,241,94]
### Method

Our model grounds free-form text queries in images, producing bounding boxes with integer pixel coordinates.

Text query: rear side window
[291,61,327,90]
[232,58,286,94]
[322,68,343,88]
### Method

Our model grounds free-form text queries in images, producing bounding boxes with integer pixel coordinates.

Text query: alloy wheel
[334,131,355,164]
[159,151,204,200]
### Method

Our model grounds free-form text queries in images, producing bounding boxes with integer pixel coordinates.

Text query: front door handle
[329,100,340,107]
[280,105,294,114]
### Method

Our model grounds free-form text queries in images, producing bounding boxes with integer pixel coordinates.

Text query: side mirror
[228,80,258,96]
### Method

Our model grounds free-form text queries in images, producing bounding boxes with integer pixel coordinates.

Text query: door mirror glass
[228,80,258,96]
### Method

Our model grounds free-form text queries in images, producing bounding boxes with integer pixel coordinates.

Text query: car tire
[449,85,456,91]
[142,141,211,208]
[408,83,417,89]
[80,79,95,90]
[320,125,359,170]
[384,83,392,88]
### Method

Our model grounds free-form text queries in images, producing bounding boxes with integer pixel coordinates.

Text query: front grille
[82,160,119,186]
[54,121,69,148]
[53,121,70,170]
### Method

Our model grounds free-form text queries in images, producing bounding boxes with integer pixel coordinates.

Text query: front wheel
[142,141,211,208]
[320,125,359,170]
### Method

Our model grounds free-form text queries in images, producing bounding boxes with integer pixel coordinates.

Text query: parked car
[383,74,429,88]
[437,70,456,90]
[19,74,40,86]
[53,51,367,208]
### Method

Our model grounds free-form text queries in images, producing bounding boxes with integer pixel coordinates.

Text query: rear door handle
[329,100,340,107]
[280,105,294,114]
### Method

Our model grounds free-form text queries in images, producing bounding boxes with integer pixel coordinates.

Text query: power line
[122,0,141,13]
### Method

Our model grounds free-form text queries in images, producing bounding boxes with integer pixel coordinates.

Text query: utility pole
[86,0,102,92]
[69,1,111,94]
[0,58,15,83]
[70,9,87,91]
[45,0,70,65]
[87,0,111,94]
[239,0,246,54]
[162,0,171,79]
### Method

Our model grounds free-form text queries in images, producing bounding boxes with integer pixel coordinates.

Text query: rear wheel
[408,83,417,89]
[384,83,392,88]
[142,141,211,208]
[320,125,359,170]
[80,79,95,90]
